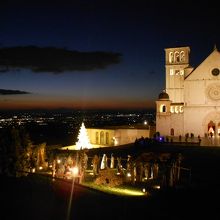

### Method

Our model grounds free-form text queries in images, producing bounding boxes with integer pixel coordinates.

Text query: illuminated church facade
[156,46,220,138]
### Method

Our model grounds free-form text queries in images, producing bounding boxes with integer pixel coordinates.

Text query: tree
[78,150,88,183]
[0,126,33,176]
[35,142,47,169]
[75,122,91,150]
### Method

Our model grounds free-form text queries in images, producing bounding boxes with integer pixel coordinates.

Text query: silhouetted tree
[0,126,33,176]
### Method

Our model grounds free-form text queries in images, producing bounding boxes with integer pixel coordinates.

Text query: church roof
[158,90,169,100]
[185,46,220,80]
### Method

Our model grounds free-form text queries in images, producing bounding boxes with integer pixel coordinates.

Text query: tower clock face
[206,84,220,100]
[211,68,220,76]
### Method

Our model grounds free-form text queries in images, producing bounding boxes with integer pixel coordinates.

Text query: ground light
[66,156,79,220]
[66,173,76,220]
[114,188,146,196]
[69,166,79,177]
[82,182,148,197]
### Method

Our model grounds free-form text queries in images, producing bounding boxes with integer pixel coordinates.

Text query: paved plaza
[166,136,220,147]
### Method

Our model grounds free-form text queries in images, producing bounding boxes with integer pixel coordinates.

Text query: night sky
[1,1,220,110]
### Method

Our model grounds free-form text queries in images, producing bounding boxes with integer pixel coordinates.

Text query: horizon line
[0,107,155,112]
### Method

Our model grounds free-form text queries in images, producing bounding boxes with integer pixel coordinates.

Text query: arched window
[170,128,174,136]
[170,106,174,113]
[174,51,180,62]
[160,104,166,113]
[95,132,99,144]
[100,131,104,145]
[170,69,174,75]
[175,106,179,113]
[169,52,174,63]
[162,105,166,112]
[180,51,185,62]
[175,70,180,75]
[106,132,109,145]
[180,106,183,113]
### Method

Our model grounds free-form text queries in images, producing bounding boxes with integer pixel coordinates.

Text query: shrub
[94,168,123,187]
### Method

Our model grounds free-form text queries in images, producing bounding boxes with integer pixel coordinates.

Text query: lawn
[2,143,220,220]
[81,181,148,196]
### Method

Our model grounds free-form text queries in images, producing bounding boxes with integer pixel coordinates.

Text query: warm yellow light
[70,166,79,176]
[39,166,43,170]
[115,188,146,196]
[75,122,91,150]
[57,159,61,164]
[113,137,118,145]
[82,183,148,196]
[180,106,184,113]
[127,172,131,177]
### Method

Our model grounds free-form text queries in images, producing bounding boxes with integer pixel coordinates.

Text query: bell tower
[156,90,172,136]
[165,46,190,103]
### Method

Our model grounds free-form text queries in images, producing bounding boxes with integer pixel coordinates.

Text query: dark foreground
[1,144,220,220]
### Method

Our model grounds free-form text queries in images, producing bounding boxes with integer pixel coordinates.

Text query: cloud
[0,46,122,73]
[0,89,31,95]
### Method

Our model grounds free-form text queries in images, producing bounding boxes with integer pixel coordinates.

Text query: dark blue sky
[0,1,220,110]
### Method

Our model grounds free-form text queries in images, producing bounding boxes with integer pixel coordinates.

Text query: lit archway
[218,123,220,136]
[100,131,104,145]
[106,132,109,145]
[170,128,174,136]
[95,132,99,144]
[208,121,215,136]
[202,111,220,137]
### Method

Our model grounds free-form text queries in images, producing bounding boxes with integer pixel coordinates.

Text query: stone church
[156,46,220,138]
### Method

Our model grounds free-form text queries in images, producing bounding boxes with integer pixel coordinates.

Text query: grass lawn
[1,143,220,220]
[81,181,148,196]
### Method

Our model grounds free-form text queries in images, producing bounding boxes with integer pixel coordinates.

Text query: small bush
[94,168,123,187]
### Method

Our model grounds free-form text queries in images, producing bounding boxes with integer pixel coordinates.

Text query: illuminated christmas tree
[75,122,91,150]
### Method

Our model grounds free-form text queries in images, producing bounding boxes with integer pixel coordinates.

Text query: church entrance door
[208,121,215,137]
[218,123,220,136]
